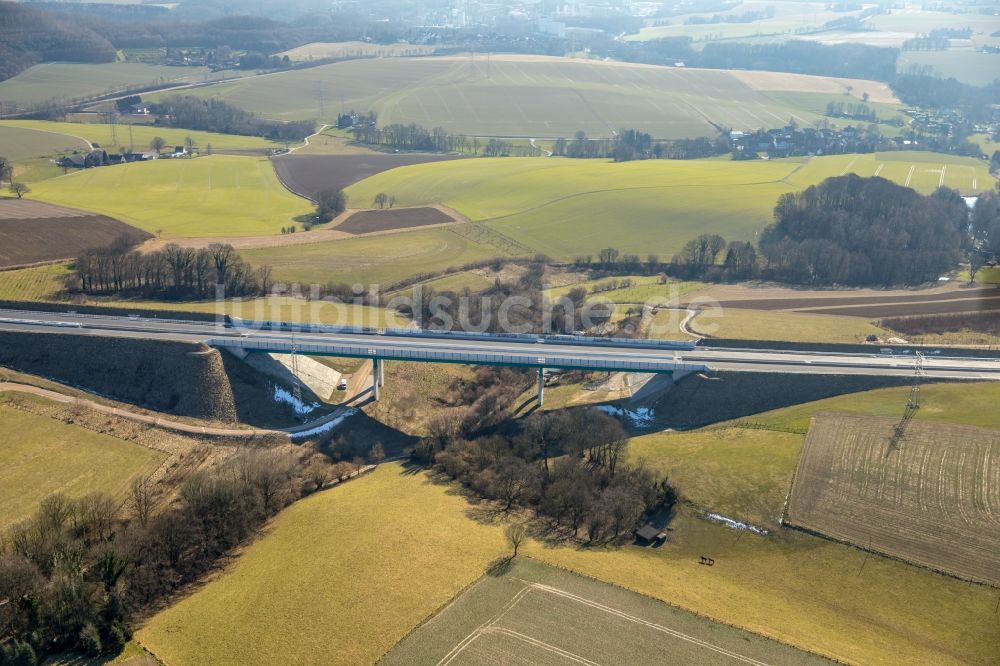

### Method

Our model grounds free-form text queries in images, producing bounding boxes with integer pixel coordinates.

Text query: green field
[0,403,165,530]
[28,155,312,238]
[146,55,883,139]
[336,152,994,267]
[0,264,72,302]
[898,50,1000,87]
[691,307,888,343]
[0,125,89,161]
[0,120,287,154]
[241,227,499,286]
[382,558,830,666]
[136,464,508,666]
[0,62,221,106]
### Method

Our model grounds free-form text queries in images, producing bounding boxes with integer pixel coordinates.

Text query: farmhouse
[58,149,110,169]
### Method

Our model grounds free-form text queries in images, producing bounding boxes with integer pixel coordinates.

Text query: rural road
[0,381,355,440]
[2,309,999,380]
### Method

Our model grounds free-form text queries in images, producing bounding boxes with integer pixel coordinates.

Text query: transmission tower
[290,344,303,408]
[887,351,924,455]
[102,111,118,147]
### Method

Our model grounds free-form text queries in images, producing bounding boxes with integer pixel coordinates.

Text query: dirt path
[0,382,352,440]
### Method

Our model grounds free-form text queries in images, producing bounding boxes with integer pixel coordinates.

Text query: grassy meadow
[0,120,288,154]
[241,226,498,286]
[337,151,994,270]
[136,464,509,666]
[691,307,889,343]
[0,264,72,302]
[137,380,1000,665]
[0,403,165,530]
[0,62,221,106]
[28,155,312,238]
[145,55,886,139]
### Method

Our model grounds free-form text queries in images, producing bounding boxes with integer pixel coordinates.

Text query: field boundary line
[528,582,774,666]
[483,627,604,665]
[436,583,534,666]
[513,556,849,665]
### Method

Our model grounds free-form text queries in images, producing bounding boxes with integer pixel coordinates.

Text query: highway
[2,309,1000,380]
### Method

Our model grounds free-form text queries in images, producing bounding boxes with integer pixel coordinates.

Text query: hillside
[28,155,312,238]
[147,54,897,139]
[0,1,116,83]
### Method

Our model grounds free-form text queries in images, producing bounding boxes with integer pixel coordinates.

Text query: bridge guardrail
[227,318,696,351]
[206,337,709,374]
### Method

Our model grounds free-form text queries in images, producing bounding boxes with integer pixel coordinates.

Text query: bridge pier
[537,367,545,406]
[372,357,385,401]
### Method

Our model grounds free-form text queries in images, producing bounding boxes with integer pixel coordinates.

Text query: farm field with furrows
[0,120,287,153]
[897,50,1000,86]
[0,124,89,161]
[0,263,72,301]
[271,152,462,200]
[0,403,166,530]
[150,54,896,138]
[0,62,224,106]
[277,40,438,60]
[0,198,150,268]
[27,155,312,238]
[240,226,499,286]
[787,413,1000,586]
[381,558,832,666]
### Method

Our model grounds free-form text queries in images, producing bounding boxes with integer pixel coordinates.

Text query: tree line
[350,120,543,157]
[575,176,975,288]
[418,407,676,543]
[71,236,271,298]
[149,95,315,143]
[0,448,353,662]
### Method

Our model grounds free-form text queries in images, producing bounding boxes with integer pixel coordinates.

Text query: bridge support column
[537,367,545,406]
[377,357,385,387]
[372,358,382,401]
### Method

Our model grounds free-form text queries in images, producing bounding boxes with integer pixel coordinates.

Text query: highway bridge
[1,308,999,404]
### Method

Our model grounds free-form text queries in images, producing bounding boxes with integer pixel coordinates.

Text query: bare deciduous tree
[130,476,155,527]
[506,522,526,558]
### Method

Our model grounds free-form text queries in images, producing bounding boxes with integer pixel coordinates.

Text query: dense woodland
[0,2,116,82]
[149,96,315,143]
[72,237,271,299]
[419,407,676,543]
[0,449,352,661]
[759,175,969,286]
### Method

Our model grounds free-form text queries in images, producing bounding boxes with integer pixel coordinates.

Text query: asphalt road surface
[1,309,999,380]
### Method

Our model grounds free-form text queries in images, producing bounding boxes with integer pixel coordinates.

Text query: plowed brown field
[787,413,1000,586]
[0,198,149,268]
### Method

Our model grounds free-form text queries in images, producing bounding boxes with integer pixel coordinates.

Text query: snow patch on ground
[290,409,358,440]
[704,512,770,535]
[273,385,321,416]
[597,405,656,427]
